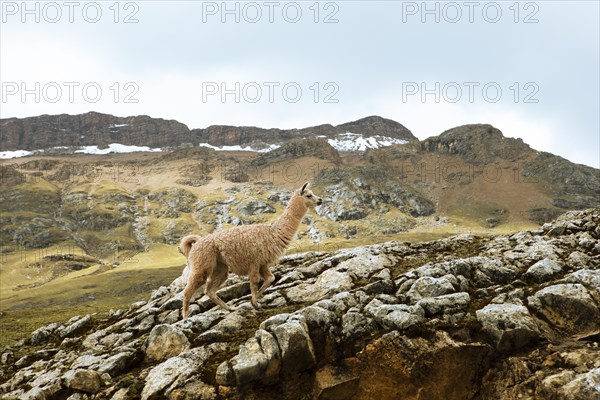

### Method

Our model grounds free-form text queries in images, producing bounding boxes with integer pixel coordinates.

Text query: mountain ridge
[0,113,417,152]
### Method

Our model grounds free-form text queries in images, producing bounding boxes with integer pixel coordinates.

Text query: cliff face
[191,116,416,148]
[419,124,534,163]
[0,112,193,150]
[1,209,598,400]
[0,113,417,151]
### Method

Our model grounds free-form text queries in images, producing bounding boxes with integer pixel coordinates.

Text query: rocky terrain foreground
[1,209,599,400]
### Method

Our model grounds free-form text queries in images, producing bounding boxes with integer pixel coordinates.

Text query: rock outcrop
[1,209,599,399]
[0,113,416,151]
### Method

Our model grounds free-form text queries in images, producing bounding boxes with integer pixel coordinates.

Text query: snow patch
[75,143,162,155]
[198,143,280,153]
[109,124,129,128]
[327,132,408,152]
[0,150,33,159]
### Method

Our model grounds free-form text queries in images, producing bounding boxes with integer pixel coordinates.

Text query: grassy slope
[0,244,183,348]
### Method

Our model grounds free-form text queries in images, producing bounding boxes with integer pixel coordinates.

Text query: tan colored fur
[180,182,322,318]
[178,235,201,257]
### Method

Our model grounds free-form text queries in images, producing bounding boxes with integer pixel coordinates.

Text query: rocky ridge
[0,114,416,152]
[1,209,599,399]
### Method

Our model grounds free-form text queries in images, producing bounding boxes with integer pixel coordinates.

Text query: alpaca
[180,182,322,319]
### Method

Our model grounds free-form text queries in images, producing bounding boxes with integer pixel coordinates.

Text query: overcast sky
[1,1,598,167]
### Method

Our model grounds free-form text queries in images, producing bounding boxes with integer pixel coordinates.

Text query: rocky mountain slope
[1,209,598,399]
[0,113,416,152]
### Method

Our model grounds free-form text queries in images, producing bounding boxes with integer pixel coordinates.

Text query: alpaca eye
[307,194,313,198]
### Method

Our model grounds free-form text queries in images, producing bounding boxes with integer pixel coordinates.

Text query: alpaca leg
[182,272,206,319]
[249,271,261,309]
[205,264,233,311]
[257,265,275,298]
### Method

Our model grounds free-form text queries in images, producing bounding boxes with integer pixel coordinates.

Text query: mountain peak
[438,123,503,139]
[421,124,532,163]
[336,116,417,142]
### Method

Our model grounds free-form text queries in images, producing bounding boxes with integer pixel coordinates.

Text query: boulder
[145,324,190,362]
[57,315,93,338]
[63,369,102,394]
[406,275,456,303]
[523,258,563,283]
[271,316,317,375]
[528,283,600,335]
[476,303,541,352]
[417,292,470,317]
[30,322,59,345]
[365,299,425,330]
[286,269,353,303]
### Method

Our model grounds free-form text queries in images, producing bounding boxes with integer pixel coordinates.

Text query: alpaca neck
[273,194,307,244]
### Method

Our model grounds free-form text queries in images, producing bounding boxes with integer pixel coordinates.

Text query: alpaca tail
[179,235,201,258]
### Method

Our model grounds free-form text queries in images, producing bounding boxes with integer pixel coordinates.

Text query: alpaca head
[297,182,323,208]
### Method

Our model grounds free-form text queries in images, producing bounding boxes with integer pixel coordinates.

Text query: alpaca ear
[301,182,309,194]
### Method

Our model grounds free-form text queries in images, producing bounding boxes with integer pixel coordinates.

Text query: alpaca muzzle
[316,198,323,205]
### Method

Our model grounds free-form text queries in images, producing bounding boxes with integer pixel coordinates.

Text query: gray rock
[63,369,102,394]
[151,285,170,301]
[365,299,425,330]
[18,368,63,400]
[271,316,317,375]
[97,352,137,376]
[257,329,282,384]
[127,314,155,333]
[228,329,281,387]
[417,292,470,316]
[472,258,520,287]
[215,361,236,386]
[563,269,600,291]
[577,232,596,249]
[237,199,276,215]
[560,367,600,400]
[230,337,270,386]
[145,324,190,362]
[568,251,591,268]
[260,313,291,331]
[382,308,424,330]
[99,332,133,348]
[82,328,110,349]
[406,275,456,303]
[277,270,305,286]
[299,305,338,328]
[158,296,182,312]
[286,269,353,303]
[110,388,130,399]
[212,312,246,334]
[71,354,106,370]
[1,350,14,365]
[141,344,226,400]
[524,258,563,283]
[30,322,59,345]
[341,311,376,340]
[261,292,288,307]
[57,315,92,338]
[173,310,224,334]
[335,252,388,280]
[476,303,541,352]
[528,283,600,334]
[141,356,197,400]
